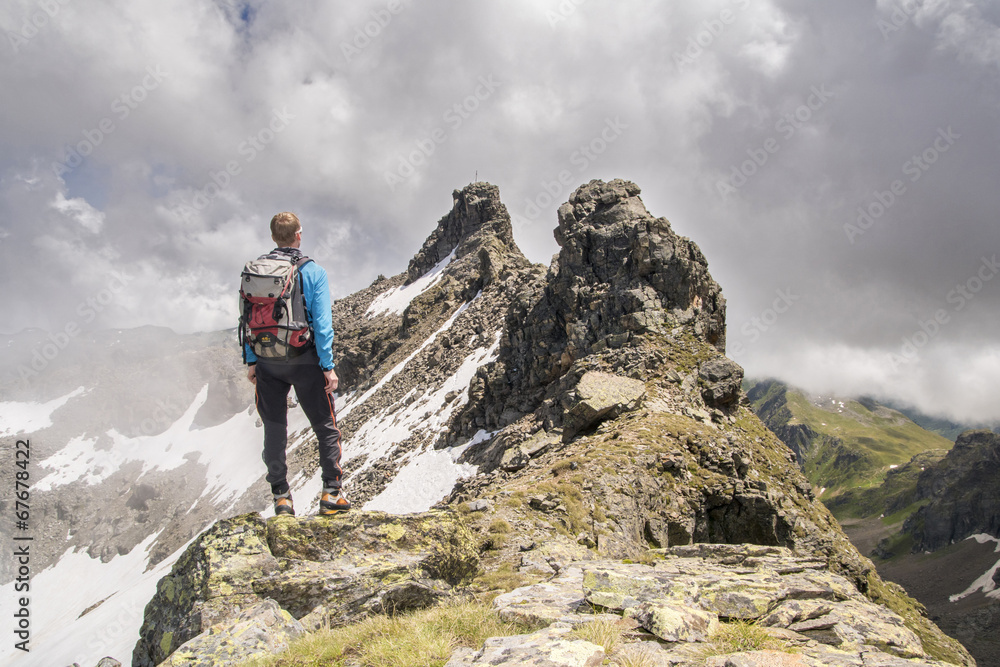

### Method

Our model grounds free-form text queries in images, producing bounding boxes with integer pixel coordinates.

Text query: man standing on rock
[240,212,350,516]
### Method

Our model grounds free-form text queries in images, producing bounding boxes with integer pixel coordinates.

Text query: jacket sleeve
[301,262,336,370]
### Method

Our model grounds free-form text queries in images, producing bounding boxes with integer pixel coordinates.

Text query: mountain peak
[406,181,522,283]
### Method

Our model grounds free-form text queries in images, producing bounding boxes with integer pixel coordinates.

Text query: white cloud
[51,193,105,233]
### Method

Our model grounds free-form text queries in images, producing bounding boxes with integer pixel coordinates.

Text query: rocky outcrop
[698,357,744,409]
[906,430,1000,552]
[407,181,528,290]
[132,511,479,667]
[479,544,954,666]
[156,600,304,667]
[561,370,646,439]
[458,179,730,439]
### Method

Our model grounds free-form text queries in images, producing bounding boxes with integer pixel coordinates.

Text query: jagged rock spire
[406,182,522,283]
[552,178,726,353]
[455,178,733,437]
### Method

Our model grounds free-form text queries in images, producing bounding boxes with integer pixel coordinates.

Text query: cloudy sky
[1,0,998,422]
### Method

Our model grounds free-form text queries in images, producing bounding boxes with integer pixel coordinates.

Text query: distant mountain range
[746,378,1000,665]
[745,378,954,497]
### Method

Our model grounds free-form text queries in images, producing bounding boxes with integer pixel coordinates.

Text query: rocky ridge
[131,514,960,667]
[904,430,1000,553]
[127,180,973,666]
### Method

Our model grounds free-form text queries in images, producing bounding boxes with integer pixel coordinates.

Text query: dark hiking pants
[254,361,343,496]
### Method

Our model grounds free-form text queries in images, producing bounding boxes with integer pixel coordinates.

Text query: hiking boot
[273,492,295,516]
[319,488,351,515]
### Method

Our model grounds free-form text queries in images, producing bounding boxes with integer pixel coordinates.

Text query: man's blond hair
[270,212,301,246]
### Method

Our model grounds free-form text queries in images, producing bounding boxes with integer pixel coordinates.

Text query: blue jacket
[244,250,335,370]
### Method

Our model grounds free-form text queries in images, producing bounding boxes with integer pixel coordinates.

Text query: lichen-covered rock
[155,599,303,667]
[264,511,478,585]
[562,371,646,438]
[487,546,945,664]
[582,546,855,619]
[133,510,479,666]
[495,567,591,625]
[444,623,605,667]
[626,601,719,642]
[133,513,277,667]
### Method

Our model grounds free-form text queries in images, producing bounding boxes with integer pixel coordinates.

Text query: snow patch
[889,464,899,469]
[35,384,309,507]
[365,249,456,319]
[364,444,477,513]
[0,532,191,667]
[343,327,499,481]
[0,386,85,436]
[468,429,495,446]
[950,534,1000,602]
[341,297,476,421]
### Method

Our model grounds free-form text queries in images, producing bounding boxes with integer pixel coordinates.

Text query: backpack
[239,250,314,362]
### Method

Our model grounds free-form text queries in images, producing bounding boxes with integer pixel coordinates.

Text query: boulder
[445,623,605,667]
[563,371,646,439]
[626,601,719,642]
[133,511,479,667]
[155,599,304,667]
[698,357,744,409]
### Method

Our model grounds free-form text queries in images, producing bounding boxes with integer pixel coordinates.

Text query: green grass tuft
[703,620,789,656]
[570,617,628,654]
[241,599,541,667]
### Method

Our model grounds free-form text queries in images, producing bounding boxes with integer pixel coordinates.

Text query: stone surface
[134,511,478,666]
[582,546,855,618]
[494,567,589,625]
[444,623,605,666]
[484,546,946,665]
[155,599,304,667]
[562,371,646,438]
[627,601,719,642]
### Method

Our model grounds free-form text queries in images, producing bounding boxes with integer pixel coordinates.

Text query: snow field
[0,386,86,436]
[0,533,193,667]
[364,249,457,319]
[949,534,1000,602]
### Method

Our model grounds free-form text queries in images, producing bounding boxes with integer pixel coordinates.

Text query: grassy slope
[753,383,952,501]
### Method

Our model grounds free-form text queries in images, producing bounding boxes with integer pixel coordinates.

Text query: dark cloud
[1,0,998,421]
